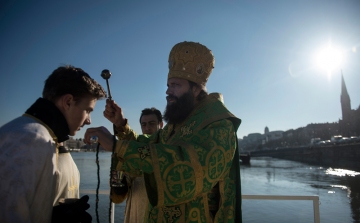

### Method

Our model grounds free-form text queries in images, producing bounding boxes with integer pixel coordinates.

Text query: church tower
[264,126,269,134]
[340,72,351,121]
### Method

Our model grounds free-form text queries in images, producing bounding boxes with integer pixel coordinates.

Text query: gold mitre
[168,41,215,88]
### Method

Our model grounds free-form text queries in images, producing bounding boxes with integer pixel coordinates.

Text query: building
[239,127,284,151]
[239,72,359,151]
[339,73,360,137]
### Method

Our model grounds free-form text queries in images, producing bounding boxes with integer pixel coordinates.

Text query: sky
[0,0,359,139]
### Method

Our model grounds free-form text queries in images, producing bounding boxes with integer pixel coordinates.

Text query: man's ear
[192,85,201,98]
[159,121,164,129]
[57,94,74,111]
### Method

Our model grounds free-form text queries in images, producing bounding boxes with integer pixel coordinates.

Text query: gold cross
[138,145,151,159]
[163,206,181,223]
[209,150,225,179]
[168,165,195,197]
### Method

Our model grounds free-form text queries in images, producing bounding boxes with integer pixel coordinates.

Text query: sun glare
[314,42,344,79]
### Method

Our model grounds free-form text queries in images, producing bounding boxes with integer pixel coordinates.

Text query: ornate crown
[168,41,215,88]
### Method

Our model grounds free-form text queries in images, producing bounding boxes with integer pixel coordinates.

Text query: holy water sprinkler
[100,69,125,188]
[101,69,112,100]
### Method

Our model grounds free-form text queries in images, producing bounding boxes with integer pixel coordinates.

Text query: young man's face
[140,114,163,134]
[64,96,97,136]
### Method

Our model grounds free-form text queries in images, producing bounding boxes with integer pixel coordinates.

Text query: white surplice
[0,116,58,223]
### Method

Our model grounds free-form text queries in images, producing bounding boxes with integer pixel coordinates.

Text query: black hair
[139,107,163,123]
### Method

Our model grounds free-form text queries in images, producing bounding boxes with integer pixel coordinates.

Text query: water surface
[73,152,360,222]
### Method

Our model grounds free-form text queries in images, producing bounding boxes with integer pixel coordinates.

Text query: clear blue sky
[1,0,359,139]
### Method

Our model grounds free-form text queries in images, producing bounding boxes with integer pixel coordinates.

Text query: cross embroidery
[168,165,194,197]
[180,121,196,137]
[163,206,182,223]
[138,145,150,159]
[209,150,224,179]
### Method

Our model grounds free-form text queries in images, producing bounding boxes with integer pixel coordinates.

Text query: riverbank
[250,143,360,171]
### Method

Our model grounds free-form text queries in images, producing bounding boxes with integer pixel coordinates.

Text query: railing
[242,195,320,223]
[80,190,320,223]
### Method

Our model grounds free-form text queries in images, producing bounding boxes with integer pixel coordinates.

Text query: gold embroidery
[163,206,182,223]
[68,175,78,197]
[180,121,196,137]
[150,145,165,207]
[137,145,150,159]
[185,144,203,197]
[167,165,195,197]
[216,128,229,145]
[208,150,225,180]
[203,193,211,223]
[164,124,175,142]
[189,207,202,222]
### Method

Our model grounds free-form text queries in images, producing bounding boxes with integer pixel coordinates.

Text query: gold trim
[180,204,185,222]
[219,179,225,212]
[150,144,165,206]
[116,140,129,159]
[158,207,163,223]
[176,141,203,197]
[203,193,212,223]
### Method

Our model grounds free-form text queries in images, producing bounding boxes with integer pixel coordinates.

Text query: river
[73,152,360,222]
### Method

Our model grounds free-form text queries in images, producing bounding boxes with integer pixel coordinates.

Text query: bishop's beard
[163,90,195,125]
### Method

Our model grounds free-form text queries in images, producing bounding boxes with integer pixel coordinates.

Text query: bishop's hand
[103,99,126,128]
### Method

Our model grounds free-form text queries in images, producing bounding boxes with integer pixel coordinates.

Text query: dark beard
[163,90,195,124]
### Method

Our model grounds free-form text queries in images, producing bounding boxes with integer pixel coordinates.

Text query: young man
[85,41,242,222]
[108,107,163,222]
[140,108,164,135]
[0,65,106,223]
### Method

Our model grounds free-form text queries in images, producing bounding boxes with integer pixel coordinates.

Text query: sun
[314,41,344,79]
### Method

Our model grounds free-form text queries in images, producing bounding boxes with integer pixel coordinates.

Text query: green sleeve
[114,122,138,140]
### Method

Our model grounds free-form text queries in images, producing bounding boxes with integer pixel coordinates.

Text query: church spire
[340,70,351,121]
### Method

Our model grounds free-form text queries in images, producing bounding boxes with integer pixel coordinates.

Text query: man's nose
[84,115,91,125]
[166,87,172,95]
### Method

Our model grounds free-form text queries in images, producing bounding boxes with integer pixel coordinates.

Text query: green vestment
[114,93,242,223]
